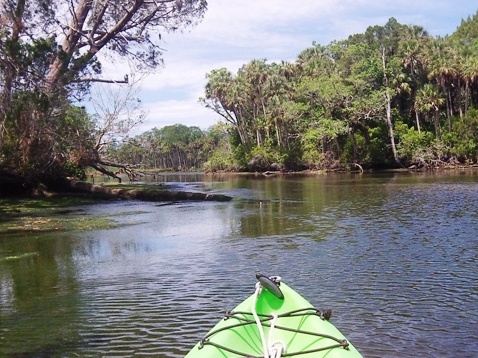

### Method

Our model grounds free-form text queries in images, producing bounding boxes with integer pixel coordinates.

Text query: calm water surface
[1,172,477,357]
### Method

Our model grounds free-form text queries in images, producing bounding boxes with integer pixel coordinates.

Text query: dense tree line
[107,123,230,171]
[1,4,477,190]
[113,14,478,173]
[201,15,478,170]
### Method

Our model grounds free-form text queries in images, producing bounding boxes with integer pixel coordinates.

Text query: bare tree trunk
[384,91,400,165]
[381,47,401,166]
[465,81,470,116]
[275,119,282,148]
[44,0,93,92]
[415,111,421,134]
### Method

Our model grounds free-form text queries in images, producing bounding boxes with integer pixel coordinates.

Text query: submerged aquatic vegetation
[0,197,124,237]
[0,252,39,262]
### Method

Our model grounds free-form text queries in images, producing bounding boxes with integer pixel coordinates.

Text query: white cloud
[140,59,245,93]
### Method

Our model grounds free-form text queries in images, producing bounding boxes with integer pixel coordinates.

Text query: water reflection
[1,172,478,357]
[0,233,81,356]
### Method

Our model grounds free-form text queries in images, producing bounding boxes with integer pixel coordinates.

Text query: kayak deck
[185,278,363,357]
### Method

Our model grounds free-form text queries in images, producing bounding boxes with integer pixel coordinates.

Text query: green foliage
[4,11,473,177]
[64,162,86,181]
[107,124,229,171]
[301,128,324,167]
[450,11,478,43]
[103,14,478,172]
[442,110,478,161]
[340,125,391,167]
[198,14,478,170]
[300,118,347,168]
[231,144,248,170]
[202,124,237,172]
[365,126,392,166]
[2,5,478,183]
[203,149,235,172]
[0,0,207,184]
[158,124,204,145]
[246,142,287,171]
[396,125,435,162]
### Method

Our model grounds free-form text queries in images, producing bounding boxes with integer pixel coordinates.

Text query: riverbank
[2,164,478,199]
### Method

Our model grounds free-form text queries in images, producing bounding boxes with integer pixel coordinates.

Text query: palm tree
[458,47,478,115]
[415,84,445,140]
[426,39,459,126]
[240,59,272,147]
[202,68,250,148]
[399,25,433,132]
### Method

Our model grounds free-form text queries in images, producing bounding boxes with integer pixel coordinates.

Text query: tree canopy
[0,0,207,187]
[196,15,478,171]
[95,13,478,174]
[2,6,478,191]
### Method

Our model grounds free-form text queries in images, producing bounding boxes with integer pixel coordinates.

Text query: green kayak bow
[185,274,363,358]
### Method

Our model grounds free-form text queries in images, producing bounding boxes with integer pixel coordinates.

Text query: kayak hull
[185,281,363,357]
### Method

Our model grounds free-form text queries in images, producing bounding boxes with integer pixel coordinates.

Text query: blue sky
[101,1,478,134]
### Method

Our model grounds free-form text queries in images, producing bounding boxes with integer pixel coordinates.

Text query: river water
[1,172,477,357]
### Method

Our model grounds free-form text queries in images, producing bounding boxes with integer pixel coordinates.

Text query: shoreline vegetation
[2,165,478,202]
[1,6,478,199]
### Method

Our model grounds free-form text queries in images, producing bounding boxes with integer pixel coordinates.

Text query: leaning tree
[0,0,207,185]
